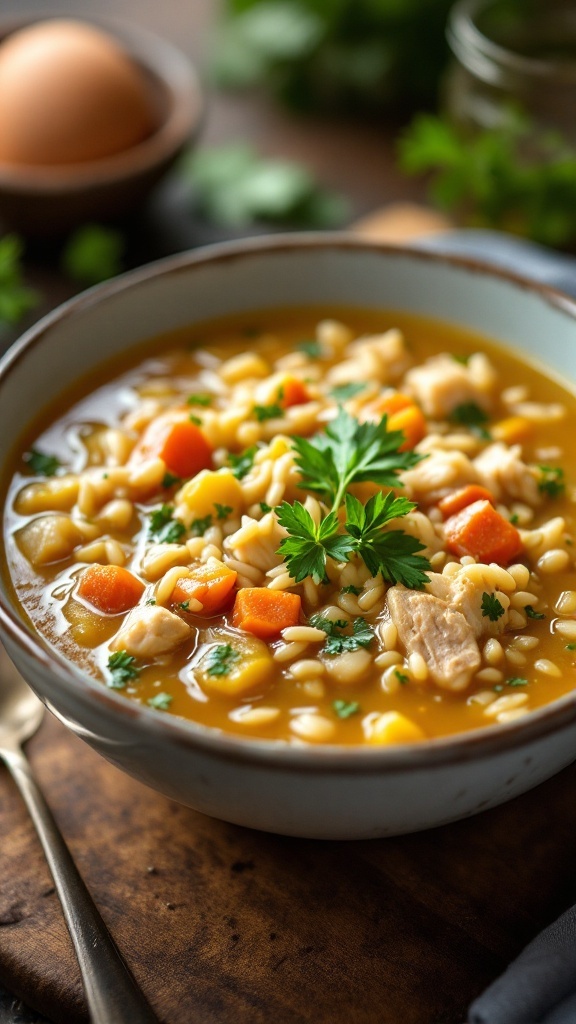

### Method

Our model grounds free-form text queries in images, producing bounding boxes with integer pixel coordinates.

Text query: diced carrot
[362,391,413,420]
[388,404,427,451]
[232,588,302,639]
[444,499,523,565]
[171,563,237,615]
[131,413,213,480]
[438,484,495,520]
[280,377,309,408]
[77,564,145,615]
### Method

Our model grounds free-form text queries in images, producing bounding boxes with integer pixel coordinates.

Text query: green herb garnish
[204,643,241,677]
[253,402,283,422]
[566,643,576,651]
[449,402,491,439]
[189,413,203,426]
[23,448,61,477]
[525,605,546,620]
[332,699,361,719]
[178,601,190,611]
[228,445,258,480]
[162,472,181,489]
[214,503,233,520]
[107,651,139,689]
[148,505,186,544]
[190,514,213,536]
[394,670,409,685]
[481,592,505,622]
[538,465,565,498]
[341,584,362,596]
[259,502,273,514]
[298,338,322,358]
[147,693,173,711]
[187,393,212,407]
[309,614,374,655]
[506,677,528,687]
[330,382,366,402]
[276,409,430,588]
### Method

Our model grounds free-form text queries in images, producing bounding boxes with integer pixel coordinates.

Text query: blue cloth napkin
[420,229,576,1024]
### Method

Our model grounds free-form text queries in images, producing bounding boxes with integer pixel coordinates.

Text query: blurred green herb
[23,448,61,477]
[398,111,576,248]
[61,224,124,285]
[213,0,453,115]
[0,235,39,326]
[107,651,139,689]
[147,692,173,710]
[332,699,361,719]
[228,445,258,479]
[181,143,348,228]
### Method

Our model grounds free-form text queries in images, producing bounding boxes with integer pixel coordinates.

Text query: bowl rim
[0,14,203,192]
[2,232,576,773]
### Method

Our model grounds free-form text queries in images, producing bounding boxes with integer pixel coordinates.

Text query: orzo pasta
[3,307,576,745]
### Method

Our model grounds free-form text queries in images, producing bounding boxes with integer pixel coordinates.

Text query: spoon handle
[3,743,160,1024]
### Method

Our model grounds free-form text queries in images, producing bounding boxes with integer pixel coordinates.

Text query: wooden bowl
[0,16,203,235]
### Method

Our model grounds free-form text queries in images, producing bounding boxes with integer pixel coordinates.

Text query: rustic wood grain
[1,683,575,1024]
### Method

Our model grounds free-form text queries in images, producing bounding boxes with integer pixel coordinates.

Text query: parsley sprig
[309,615,374,655]
[148,505,186,544]
[481,592,505,622]
[23,448,61,477]
[276,410,431,588]
[107,651,139,689]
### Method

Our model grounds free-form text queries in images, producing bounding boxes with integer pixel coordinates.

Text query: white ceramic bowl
[2,236,576,840]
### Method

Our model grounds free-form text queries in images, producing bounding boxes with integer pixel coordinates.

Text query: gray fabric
[468,904,576,1024]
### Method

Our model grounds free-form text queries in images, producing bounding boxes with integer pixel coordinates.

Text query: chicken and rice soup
[3,308,576,745]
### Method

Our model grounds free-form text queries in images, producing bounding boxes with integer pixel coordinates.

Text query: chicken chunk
[425,570,509,637]
[326,329,411,386]
[405,353,496,419]
[473,442,541,506]
[386,585,481,691]
[401,449,478,504]
[110,604,191,658]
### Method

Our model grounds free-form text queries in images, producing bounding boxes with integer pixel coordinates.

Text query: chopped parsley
[566,643,576,651]
[260,501,273,514]
[178,601,190,611]
[276,410,430,589]
[107,651,139,689]
[449,401,491,439]
[189,413,203,426]
[309,614,374,655]
[147,692,173,711]
[228,445,258,480]
[525,605,546,620]
[481,592,505,622]
[298,338,322,359]
[204,643,241,677]
[330,382,366,402]
[451,353,470,365]
[214,503,233,520]
[332,699,361,719]
[394,670,409,685]
[190,514,213,536]
[509,513,520,525]
[148,505,186,544]
[23,448,61,477]
[538,465,565,498]
[506,677,528,687]
[253,402,283,422]
[145,598,156,606]
[341,584,362,596]
[162,472,181,489]
[187,393,212,406]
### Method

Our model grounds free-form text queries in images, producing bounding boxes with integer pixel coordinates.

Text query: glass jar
[444,0,576,147]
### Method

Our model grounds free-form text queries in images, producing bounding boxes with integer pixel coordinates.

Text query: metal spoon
[0,651,159,1024]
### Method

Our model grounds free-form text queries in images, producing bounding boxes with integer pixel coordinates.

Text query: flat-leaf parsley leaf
[107,651,139,689]
[205,644,241,677]
[481,592,505,622]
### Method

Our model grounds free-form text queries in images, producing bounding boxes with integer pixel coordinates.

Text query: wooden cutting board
[1,652,575,1024]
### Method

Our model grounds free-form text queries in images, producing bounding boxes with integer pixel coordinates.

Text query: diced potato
[15,476,79,515]
[16,515,82,567]
[195,629,273,697]
[65,598,118,647]
[177,468,244,519]
[367,711,425,745]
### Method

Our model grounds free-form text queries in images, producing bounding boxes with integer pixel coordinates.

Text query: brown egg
[0,19,157,166]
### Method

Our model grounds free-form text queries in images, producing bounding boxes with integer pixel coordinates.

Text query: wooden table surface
[1,2,576,1023]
